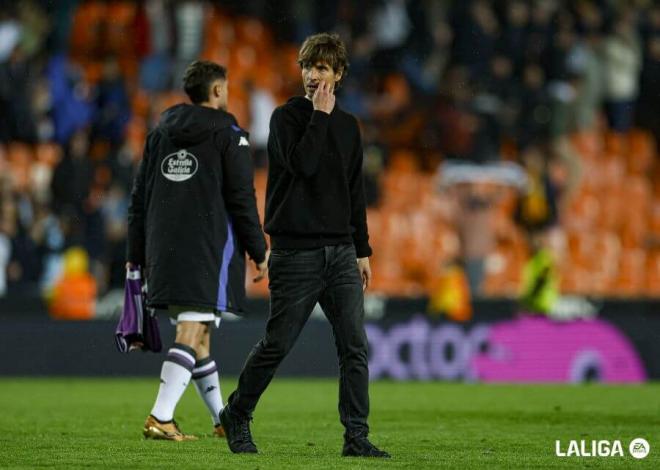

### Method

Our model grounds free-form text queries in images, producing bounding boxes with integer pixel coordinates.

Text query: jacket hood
[159,103,238,147]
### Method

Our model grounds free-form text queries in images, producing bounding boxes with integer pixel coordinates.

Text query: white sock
[192,357,223,426]
[150,343,197,422]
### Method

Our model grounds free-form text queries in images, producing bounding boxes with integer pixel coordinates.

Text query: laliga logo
[161,149,198,182]
[555,438,649,459]
[629,438,650,459]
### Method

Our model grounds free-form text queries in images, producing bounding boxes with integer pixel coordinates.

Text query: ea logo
[629,438,650,459]
[161,150,198,182]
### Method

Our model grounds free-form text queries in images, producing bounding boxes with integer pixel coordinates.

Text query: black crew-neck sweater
[264,96,372,258]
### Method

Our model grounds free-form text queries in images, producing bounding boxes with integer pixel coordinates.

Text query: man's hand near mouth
[312,81,335,115]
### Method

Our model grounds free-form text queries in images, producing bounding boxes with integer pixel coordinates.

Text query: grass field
[0,379,659,469]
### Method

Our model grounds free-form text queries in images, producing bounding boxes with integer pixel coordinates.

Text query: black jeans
[229,243,370,439]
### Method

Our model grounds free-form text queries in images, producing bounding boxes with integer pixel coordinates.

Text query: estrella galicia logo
[161,149,198,182]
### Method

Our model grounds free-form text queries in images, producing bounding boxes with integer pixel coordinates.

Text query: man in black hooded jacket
[127,61,267,441]
[221,33,390,458]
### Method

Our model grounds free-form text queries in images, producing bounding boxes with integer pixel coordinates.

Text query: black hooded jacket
[265,96,371,257]
[127,103,266,314]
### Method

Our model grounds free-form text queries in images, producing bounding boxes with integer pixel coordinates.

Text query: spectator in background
[439,160,527,297]
[0,7,20,63]
[362,143,385,207]
[139,0,174,92]
[30,201,65,295]
[450,181,501,296]
[499,0,530,70]
[93,57,131,145]
[526,0,557,62]
[514,145,562,315]
[571,13,605,132]
[6,191,42,292]
[101,183,128,289]
[400,17,452,95]
[370,0,411,73]
[603,11,642,134]
[15,0,50,59]
[46,54,94,144]
[172,1,206,81]
[48,246,96,319]
[0,45,38,143]
[516,63,551,149]
[543,13,580,139]
[515,145,558,235]
[451,0,499,80]
[51,129,93,220]
[473,53,517,153]
[247,80,277,168]
[424,65,480,161]
[636,35,660,146]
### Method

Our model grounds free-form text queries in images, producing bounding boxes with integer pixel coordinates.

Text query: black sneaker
[342,437,391,458]
[219,406,258,453]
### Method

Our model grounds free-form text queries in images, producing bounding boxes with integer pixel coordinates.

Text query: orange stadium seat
[104,2,137,57]
[69,1,105,58]
[627,129,656,175]
[202,8,235,52]
[615,248,647,297]
[234,17,271,53]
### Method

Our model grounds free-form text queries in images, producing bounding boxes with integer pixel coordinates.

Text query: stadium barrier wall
[1,297,659,382]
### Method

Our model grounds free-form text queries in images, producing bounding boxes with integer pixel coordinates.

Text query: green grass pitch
[0,379,658,469]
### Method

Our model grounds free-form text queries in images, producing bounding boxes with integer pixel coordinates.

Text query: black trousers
[229,244,370,439]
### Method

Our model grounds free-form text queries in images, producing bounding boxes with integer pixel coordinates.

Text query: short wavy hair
[297,33,349,85]
[182,60,227,104]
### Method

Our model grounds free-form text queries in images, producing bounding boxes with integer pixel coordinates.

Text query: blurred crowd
[0,0,659,305]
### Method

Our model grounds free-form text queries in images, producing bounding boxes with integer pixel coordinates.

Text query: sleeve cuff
[354,239,372,258]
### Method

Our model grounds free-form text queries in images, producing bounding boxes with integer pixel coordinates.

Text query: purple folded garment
[115,266,162,353]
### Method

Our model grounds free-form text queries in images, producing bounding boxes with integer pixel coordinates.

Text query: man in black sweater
[221,33,389,458]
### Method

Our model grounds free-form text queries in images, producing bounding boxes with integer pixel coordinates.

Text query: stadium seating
[4,2,658,300]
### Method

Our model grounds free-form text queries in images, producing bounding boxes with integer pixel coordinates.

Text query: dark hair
[182,60,227,104]
[297,33,349,83]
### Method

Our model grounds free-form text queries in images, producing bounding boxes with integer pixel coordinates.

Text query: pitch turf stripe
[216,218,235,311]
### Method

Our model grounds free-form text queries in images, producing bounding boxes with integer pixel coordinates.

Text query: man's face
[301,61,342,99]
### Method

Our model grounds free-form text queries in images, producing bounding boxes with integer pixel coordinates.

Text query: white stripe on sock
[193,361,216,375]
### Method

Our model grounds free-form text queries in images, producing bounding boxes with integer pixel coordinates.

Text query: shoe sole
[143,426,198,441]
